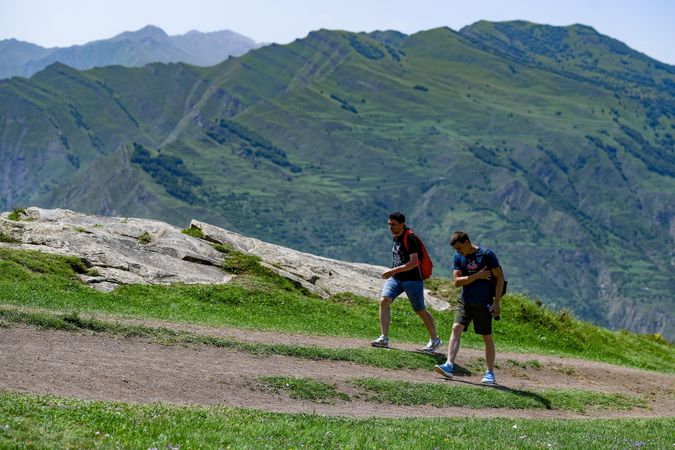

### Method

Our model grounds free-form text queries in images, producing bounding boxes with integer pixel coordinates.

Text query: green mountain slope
[1,22,673,338]
[459,21,675,92]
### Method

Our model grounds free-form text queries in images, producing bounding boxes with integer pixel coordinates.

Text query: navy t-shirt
[453,247,500,304]
[392,229,422,282]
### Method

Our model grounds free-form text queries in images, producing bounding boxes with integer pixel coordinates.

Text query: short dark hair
[450,231,470,246]
[388,211,405,223]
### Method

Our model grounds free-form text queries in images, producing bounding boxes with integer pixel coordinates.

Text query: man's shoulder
[481,247,500,267]
[486,248,500,257]
[402,229,420,247]
[477,246,496,256]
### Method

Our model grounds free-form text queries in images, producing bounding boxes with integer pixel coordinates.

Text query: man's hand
[453,267,492,287]
[490,303,501,318]
[382,269,396,279]
[475,267,491,280]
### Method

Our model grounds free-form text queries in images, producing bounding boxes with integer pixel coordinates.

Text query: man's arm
[453,267,490,287]
[382,253,419,279]
[490,266,505,317]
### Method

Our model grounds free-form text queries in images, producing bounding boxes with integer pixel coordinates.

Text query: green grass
[181,225,205,239]
[7,208,26,221]
[0,232,19,243]
[0,247,673,373]
[351,378,647,412]
[213,243,301,288]
[137,231,152,245]
[505,358,543,370]
[256,376,349,402]
[0,393,672,449]
[253,375,646,413]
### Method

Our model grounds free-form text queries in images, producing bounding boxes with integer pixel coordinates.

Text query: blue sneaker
[434,362,454,379]
[481,370,496,385]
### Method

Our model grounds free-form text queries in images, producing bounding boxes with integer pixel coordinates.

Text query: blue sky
[1,0,674,64]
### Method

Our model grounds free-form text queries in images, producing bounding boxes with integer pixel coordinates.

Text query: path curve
[1,318,673,419]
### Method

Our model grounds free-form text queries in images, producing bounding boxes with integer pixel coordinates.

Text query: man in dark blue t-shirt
[434,231,504,385]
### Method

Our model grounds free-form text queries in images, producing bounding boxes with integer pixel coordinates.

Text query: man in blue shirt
[434,231,504,384]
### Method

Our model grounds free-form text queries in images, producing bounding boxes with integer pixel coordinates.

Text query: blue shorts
[381,277,426,312]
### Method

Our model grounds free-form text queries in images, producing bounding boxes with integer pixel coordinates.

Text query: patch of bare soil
[1,315,674,419]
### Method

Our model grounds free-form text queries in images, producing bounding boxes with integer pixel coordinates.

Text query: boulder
[191,220,448,310]
[0,207,448,310]
[0,207,229,291]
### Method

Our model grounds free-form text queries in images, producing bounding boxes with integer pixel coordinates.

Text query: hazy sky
[1,0,674,64]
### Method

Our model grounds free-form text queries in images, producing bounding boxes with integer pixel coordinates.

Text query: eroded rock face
[0,208,448,310]
[0,207,230,291]
[191,220,449,310]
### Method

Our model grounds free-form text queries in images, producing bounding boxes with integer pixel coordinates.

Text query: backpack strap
[401,228,426,279]
[477,248,491,269]
[401,229,414,253]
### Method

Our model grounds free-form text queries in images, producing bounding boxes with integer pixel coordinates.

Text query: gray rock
[0,207,448,310]
[0,207,230,291]
[191,220,449,310]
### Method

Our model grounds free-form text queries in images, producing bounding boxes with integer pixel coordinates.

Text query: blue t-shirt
[453,247,500,304]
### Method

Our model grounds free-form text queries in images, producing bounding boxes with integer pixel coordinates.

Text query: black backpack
[476,248,507,299]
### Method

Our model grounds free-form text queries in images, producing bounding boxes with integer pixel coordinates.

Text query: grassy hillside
[0,22,673,338]
[0,245,673,447]
[0,247,671,371]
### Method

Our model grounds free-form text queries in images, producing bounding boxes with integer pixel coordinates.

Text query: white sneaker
[421,337,442,353]
[371,335,389,348]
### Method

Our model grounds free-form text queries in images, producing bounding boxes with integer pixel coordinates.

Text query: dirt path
[1,313,674,419]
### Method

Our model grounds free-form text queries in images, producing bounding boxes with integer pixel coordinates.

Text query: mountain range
[1,20,673,338]
[0,25,260,79]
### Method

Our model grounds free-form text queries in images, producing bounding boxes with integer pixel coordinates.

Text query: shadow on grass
[379,345,450,365]
[378,345,478,375]
[447,377,552,409]
[490,385,552,409]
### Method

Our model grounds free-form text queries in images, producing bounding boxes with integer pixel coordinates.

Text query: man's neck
[394,226,407,238]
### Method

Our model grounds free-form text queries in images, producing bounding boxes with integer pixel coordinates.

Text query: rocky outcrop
[0,208,229,292]
[0,208,448,310]
[190,220,447,310]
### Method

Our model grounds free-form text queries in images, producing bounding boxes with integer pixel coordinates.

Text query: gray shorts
[454,299,492,335]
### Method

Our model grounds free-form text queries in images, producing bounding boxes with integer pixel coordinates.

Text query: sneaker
[434,362,454,379]
[421,337,443,353]
[371,335,389,348]
[481,370,496,385]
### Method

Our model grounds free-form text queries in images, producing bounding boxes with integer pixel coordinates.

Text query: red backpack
[402,229,433,280]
